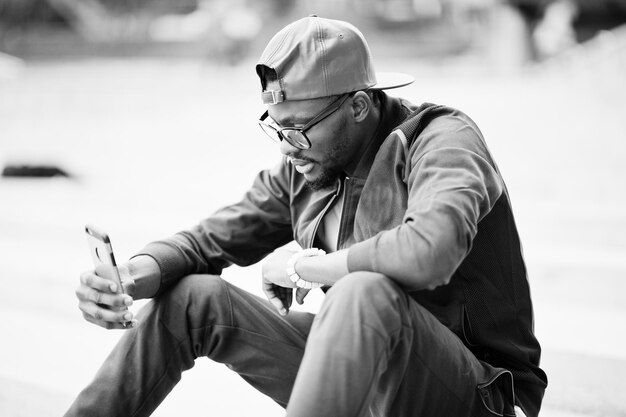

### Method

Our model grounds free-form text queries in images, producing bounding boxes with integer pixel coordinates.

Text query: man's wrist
[125,255,161,299]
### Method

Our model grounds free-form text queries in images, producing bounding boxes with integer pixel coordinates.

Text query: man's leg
[286,272,512,417]
[65,274,315,417]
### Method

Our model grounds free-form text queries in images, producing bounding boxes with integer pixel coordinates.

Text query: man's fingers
[265,291,287,316]
[270,296,288,316]
[296,288,311,305]
[76,270,135,330]
[78,300,132,324]
[75,286,131,308]
[263,282,289,316]
[278,286,293,310]
[80,270,119,293]
[82,312,130,330]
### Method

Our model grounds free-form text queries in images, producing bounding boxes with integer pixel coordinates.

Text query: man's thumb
[295,288,311,305]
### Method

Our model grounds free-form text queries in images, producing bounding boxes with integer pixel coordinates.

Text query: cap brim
[372,72,414,90]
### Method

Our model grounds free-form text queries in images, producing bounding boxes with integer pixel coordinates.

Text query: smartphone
[85,224,130,326]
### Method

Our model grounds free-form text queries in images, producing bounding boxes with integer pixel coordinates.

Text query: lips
[294,163,314,174]
[289,157,315,175]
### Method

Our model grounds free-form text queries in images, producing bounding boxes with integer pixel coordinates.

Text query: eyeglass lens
[259,93,351,150]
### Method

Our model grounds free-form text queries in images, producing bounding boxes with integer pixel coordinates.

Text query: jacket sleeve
[135,160,294,294]
[347,121,504,290]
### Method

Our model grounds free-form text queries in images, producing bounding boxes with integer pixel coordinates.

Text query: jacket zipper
[335,176,350,250]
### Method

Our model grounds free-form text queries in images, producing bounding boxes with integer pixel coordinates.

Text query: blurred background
[1,0,625,416]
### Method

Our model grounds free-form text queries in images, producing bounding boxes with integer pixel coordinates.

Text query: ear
[350,91,371,123]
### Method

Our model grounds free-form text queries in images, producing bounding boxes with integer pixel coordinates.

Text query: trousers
[65,272,515,417]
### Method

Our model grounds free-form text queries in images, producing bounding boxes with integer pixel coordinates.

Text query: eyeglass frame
[258,92,354,150]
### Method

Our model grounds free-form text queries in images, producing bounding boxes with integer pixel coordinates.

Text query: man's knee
[163,274,225,302]
[327,271,402,304]
[319,272,409,333]
[155,274,233,328]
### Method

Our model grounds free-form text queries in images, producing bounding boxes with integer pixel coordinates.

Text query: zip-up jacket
[138,93,547,416]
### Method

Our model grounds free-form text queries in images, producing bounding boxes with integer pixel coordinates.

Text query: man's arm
[347,123,504,291]
[77,160,294,328]
[288,249,350,287]
[125,255,161,299]
[292,123,504,292]
[133,160,294,296]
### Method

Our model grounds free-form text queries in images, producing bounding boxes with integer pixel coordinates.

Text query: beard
[296,117,352,191]
[304,165,343,190]
[302,135,350,190]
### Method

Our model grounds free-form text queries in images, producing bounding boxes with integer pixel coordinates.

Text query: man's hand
[75,265,136,330]
[261,248,311,316]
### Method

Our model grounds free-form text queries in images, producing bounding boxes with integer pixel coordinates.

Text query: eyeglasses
[258,93,352,150]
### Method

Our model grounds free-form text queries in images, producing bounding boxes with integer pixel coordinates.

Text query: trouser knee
[317,272,409,335]
[150,274,233,335]
[327,271,404,306]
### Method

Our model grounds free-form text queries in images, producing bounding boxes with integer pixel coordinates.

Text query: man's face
[267,95,358,190]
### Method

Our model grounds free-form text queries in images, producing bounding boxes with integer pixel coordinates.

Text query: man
[69,15,547,417]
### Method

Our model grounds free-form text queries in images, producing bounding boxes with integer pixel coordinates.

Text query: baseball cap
[256,15,414,104]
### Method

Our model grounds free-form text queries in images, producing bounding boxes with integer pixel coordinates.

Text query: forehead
[267,96,334,126]
[264,79,335,124]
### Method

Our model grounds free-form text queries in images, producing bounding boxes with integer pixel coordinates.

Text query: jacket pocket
[477,370,516,417]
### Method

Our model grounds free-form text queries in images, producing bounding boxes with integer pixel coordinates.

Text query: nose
[279,136,300,156]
